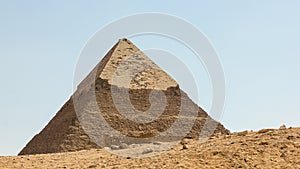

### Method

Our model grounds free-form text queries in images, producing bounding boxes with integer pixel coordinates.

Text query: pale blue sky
[0,1,299,155]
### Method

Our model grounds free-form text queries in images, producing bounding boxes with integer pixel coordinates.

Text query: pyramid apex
[119,37,129,41]
[117,38,131,43]
[115,38,135,47]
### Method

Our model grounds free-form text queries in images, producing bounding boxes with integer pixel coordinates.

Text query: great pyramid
[19,38,229,155]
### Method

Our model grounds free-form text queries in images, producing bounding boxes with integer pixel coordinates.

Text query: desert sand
[1,127,299,169]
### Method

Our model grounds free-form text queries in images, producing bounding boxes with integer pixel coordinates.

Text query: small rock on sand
[110,145,120,150]
[142,148,153,154]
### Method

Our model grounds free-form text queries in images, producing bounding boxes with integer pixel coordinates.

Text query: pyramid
[19,39,229,155]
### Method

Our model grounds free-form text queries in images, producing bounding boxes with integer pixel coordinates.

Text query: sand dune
[1,127,299,169]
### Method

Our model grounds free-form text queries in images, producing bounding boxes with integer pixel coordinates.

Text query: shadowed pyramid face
[19,38,229,156]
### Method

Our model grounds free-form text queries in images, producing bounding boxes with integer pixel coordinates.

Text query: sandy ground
[1,127,299,169]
